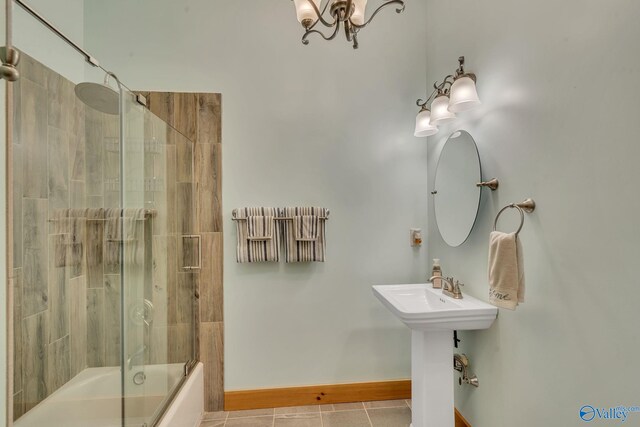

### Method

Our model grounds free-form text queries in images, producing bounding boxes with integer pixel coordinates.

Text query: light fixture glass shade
[430,94,456,125]
[351,0,368,25]
[293,0,321,24]
[414,109,439,137]
[448,76,481,112]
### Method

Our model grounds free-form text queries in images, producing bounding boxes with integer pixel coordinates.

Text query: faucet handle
[453,281,464,298]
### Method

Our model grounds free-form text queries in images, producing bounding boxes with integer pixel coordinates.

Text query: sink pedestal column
[411,329,454,427]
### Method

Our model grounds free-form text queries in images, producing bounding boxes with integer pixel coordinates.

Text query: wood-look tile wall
[11,53,92,418]
[140,91,224,411]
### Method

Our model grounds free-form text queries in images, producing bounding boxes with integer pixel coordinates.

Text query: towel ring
[493,198,536,236]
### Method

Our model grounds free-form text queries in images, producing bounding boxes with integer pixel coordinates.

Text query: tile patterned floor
[200,400,412,427]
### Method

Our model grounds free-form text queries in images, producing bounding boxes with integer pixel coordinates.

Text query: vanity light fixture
[292,0,406,49]
[414,56,481,137]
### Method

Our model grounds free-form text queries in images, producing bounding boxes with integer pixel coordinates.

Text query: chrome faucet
[429,276,464,299]
[127,345,147,371]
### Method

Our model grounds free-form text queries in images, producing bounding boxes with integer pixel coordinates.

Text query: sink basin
[372,283,497,331]
[372,283,497,427]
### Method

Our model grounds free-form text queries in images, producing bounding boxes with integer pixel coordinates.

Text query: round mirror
[433,130,482,247]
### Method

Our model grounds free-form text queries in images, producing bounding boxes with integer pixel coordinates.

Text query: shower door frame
[4,5,15,427]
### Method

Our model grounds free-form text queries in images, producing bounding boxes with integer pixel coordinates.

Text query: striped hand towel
[282,207,329,263]
[247,215,274,241]
[293,215,320,241]
[104,208,147,267]
[233,207,280,263]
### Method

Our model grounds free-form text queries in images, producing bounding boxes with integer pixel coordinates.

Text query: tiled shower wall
[11,53,101,417]
[139,91,224,411]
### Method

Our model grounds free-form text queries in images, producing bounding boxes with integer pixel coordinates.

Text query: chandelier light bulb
[414,108,439,137]
[351,0,369,26]
[430,95,456,125]
[293,0,321,24]
[448,76,481,113]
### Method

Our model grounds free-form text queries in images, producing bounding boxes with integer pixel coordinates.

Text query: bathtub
[15,362,203,427]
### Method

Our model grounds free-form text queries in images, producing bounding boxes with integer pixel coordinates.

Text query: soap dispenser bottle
[431,259,442,289]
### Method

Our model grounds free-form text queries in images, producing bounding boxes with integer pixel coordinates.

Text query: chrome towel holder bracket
[493,198,536,235]
[476,178,499,191]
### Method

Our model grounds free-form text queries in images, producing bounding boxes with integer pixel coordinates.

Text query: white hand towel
[488,231,525,310]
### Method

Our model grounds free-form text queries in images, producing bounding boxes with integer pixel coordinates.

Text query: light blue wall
[425,0,640,425]
[12,0,85,82]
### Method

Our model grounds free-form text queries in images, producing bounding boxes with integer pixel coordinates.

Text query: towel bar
[493,198,536,235]
[48,209,157,222]
[231,216,329,221]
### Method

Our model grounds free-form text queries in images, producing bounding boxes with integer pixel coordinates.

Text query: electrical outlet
[410,228,423,247]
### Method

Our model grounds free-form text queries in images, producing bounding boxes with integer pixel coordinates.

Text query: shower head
[74,71,120,115]
[74,82,118,115]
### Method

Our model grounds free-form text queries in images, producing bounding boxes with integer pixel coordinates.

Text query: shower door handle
[181,235,201,271]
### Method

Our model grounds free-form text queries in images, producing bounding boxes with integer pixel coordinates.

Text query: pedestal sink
[372,284,497,427]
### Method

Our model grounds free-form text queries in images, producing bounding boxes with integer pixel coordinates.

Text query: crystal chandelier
[292,0,406,49]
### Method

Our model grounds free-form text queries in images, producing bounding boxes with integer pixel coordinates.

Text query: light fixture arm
[416,86,439,109]
[434,75,455,95]
[295,0,405,48]
[417,70,461,108]
[351,0,406,29]
[302,20,342,45]
[299,0,337,28]
[304,0,335,31]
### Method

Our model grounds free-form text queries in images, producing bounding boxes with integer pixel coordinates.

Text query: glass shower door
[11,50,125,427]
[120,88,196,427]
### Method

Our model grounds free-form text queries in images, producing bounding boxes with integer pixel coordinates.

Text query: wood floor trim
[224,380,471,426]
[225,379,411,410]
[455,408,472,427]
